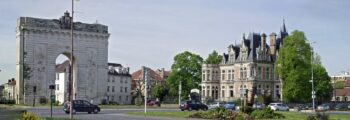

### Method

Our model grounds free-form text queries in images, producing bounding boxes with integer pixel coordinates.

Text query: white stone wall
[16,17,109,105]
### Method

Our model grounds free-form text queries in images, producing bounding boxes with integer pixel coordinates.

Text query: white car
[317,104,330,111]
[268,103,289,111]
[208,102,225,109]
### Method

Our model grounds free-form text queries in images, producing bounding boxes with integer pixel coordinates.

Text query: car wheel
[88,111,91,114]
[181,109,184,111]
[93,108,99,114]
[203,107,208,111]
[188,107,192,111]
[65,111,69,114]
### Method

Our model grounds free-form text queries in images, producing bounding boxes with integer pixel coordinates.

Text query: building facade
[332,80,350,102]
[331,72,350,83]
[55,61,70,104]
[201,22,288,103]
[131,67,169,99]
[3,78,16,100]
[16,12,109,104]
[105,63,132,104]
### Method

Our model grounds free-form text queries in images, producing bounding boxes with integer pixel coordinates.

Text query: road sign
[312,95,316,99]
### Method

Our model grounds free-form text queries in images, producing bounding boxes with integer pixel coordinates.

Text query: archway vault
[16,12,110,105]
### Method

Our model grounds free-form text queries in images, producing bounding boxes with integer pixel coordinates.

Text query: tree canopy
[204,50,222,64]
[276,30,332,103]
[167,51,203,99]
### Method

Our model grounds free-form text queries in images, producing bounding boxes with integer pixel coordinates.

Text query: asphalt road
[27,107,191,120]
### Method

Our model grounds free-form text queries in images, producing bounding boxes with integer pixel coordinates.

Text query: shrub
[134,96,143,106]
[52,101,60,106]
[251,107,285,119]
[240,106,255,115]
[39,97,48,104]
[306,112,329,120]
[101,99,108,105]
[189,107,253,120]
[19,112,41,120]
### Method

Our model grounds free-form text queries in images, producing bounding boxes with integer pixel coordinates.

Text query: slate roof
[56,60,70,73]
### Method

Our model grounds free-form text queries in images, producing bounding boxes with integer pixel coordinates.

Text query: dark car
[180,100,208,111]
[63,100,100,114]
[147,99,160,107]
[335,103,349,111]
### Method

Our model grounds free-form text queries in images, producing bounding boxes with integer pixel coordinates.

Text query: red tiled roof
[131,67,164,81]
[335,88,350,96]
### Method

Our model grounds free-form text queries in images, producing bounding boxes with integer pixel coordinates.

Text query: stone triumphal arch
[16,12,109,104]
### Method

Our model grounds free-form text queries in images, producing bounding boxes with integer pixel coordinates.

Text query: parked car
[63,100,100,114]
[335,103,349,110]
[224,102,236,110]
[179,100,208,111]
[147,99,160,107]
[268,103,289,111]
[208,101,225,109]
[317,103,330,111]
[253,103,264,110]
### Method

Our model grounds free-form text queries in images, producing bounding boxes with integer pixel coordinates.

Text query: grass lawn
[127,111,196,118]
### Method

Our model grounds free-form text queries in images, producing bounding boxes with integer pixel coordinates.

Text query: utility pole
[178,80,181,105]
[310,41,316,111]
[69,0,75,119]
[144,67,148,113]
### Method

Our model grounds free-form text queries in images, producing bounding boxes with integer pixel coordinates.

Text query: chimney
[261,33,267,50]
[269,32,277,56]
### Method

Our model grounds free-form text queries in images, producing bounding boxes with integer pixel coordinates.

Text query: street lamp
[309,41,316,111]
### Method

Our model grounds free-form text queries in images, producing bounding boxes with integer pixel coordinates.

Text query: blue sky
[0,0,349,84]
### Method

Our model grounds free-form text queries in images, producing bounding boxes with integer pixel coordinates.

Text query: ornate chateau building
[201,22,288,103]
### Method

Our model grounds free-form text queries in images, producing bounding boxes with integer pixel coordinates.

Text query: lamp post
[310,42,316,111]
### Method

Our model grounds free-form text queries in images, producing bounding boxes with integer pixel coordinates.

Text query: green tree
[276,30,332,103]
[151,84,169,102]
[167,51,203,99]
[276,30,312,103]
[312,55,333,103]
[204,50,222,64]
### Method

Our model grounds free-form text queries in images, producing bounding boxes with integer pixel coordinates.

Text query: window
[207,90,210,96]
[222,90,225,97]
[126,96,129,101]
[107,96,109,101]
[112,77,115,82]
[232,70,235,80]
[202,90,205,96]
[119,96,121,101]
[107,76,110,82]
[229,86,233,89]
[56,84,59,90]
[228,70,231,80]
[240,68,243,79]
[202,74,206,81]
[125,78,127,83]
[276,85,279,88]
[120,87,123,92]
[125,87,127,92]
[257,67,261,80]
[230,90,234,97]
[121,77,123,83]
[112,96,114,101]
[107,86,110,92]
[56,73,59,80]
[266,67,270,80]
[112,86,115,92]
